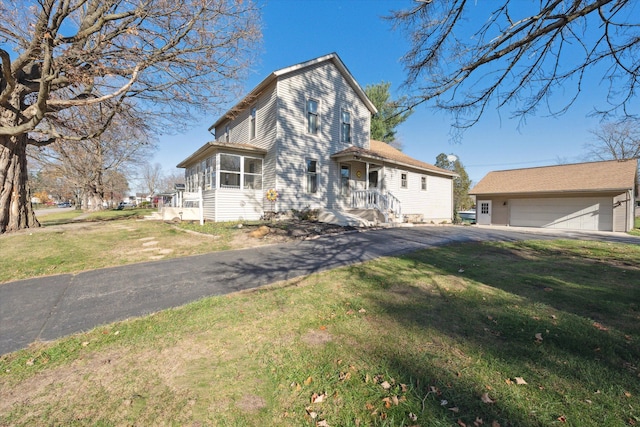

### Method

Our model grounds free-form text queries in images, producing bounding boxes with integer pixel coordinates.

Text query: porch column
[365,162,370,190]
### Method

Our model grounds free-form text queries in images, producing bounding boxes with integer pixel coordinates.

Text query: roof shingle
[332,140,456,177]
[470,159,638,195]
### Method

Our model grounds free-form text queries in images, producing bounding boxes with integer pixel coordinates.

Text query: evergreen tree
[365,82,413,144]
[435,153,474,213]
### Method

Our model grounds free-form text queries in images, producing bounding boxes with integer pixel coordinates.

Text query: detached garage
[469,159,638,232]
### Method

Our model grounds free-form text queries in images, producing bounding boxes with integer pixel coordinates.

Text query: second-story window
[225,125,230,143]
[250,107,257,140]
[341,110,351,143]
[307,99,319,134]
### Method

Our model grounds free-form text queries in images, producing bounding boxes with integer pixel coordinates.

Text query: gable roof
[331,140,457,177]
[209,53,377,131]
[470,159,638,195]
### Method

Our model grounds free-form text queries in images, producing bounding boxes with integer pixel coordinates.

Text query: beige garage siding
[509,197,613,231]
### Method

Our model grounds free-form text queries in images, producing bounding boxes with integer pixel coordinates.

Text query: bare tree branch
[391,0,640,130]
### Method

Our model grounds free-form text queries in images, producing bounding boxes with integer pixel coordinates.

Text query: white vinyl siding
[213,189,263,221]
[384,168,453,223]
[275,60,371,211]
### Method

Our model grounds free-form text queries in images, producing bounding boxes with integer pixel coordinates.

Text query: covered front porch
[331,148,402,224]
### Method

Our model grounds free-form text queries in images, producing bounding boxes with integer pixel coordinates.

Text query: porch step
[317,209,374,227]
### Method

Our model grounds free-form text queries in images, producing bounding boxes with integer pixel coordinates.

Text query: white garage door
[510,197,613,231]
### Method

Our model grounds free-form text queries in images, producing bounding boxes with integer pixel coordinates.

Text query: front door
[368,170,378,189]
[477,200,492,225]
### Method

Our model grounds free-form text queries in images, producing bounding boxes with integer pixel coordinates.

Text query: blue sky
[154,0,608,185]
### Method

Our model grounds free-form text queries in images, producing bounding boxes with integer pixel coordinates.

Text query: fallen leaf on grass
[304,376,313,385]
[481,393,495,404]
[557,415,567,422]
[358,308,367,313]
[624,391,632,398]
[514,377,528,385]
[409,412,418,421]
[339,371,351,381]
[473,418,484,426]
[311,392,327,403]
[457,419,467,427]
[593,322,609,331]
[380,381,391,390]
[535,333,543,342]
[448,406,460,413]
[317,420,329,427]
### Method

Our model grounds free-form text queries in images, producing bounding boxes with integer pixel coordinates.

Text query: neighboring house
[174,53,456,224]
[469,159,638,232]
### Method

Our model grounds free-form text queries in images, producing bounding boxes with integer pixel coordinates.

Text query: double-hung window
[421,176,427,191]
[220,154,241,188]
[341,110,351,143]
[250,107,257,140]
[306,159,318,193]
[401,172,408,189]
[307,99,319,134]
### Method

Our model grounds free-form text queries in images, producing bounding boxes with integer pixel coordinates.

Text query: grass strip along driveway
[1,232,639,426]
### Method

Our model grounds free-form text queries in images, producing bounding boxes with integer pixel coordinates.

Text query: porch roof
[332,140,457,177]
[177,141,267,168]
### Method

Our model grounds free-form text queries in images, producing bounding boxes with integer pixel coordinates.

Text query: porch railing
[350,189,402,223]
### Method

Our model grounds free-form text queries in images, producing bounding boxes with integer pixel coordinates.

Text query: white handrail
[350,189,402,223]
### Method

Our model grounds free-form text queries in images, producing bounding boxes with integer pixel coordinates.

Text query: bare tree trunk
[0,134,40,233]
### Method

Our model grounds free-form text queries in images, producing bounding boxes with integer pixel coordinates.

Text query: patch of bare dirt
[234,220,357,247]
[235,394,267,412]
[301,329,333,346]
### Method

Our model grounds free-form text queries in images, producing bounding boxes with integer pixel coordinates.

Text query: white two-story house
[175,53,456,224]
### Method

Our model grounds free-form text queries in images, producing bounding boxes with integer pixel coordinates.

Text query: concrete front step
[317,209,374,227]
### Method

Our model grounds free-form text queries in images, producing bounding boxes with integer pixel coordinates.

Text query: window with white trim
[421,176,427,191]
[250,107,257,140]
[244,156,262,189]
[341,110,351,143]
[341,165,350,196]
[401,172,408,189]
[306,159,318,193]
[307,99,319,134]
[220,153,240,188]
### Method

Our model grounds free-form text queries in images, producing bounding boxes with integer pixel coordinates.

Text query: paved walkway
[1,225,638,355]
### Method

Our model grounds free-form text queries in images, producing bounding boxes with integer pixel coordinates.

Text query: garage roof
[470,159,638,195]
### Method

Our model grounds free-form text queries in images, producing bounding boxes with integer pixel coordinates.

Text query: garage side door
[510,197,613,231]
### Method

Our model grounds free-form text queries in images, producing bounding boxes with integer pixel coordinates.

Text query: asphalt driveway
[1,225,638,355]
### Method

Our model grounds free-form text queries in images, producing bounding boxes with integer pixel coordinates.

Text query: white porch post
[198,186,204,225]
[365,162,369,190]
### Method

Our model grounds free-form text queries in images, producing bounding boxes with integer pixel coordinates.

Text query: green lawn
[2,239,639,426]
[0,211,249,283]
